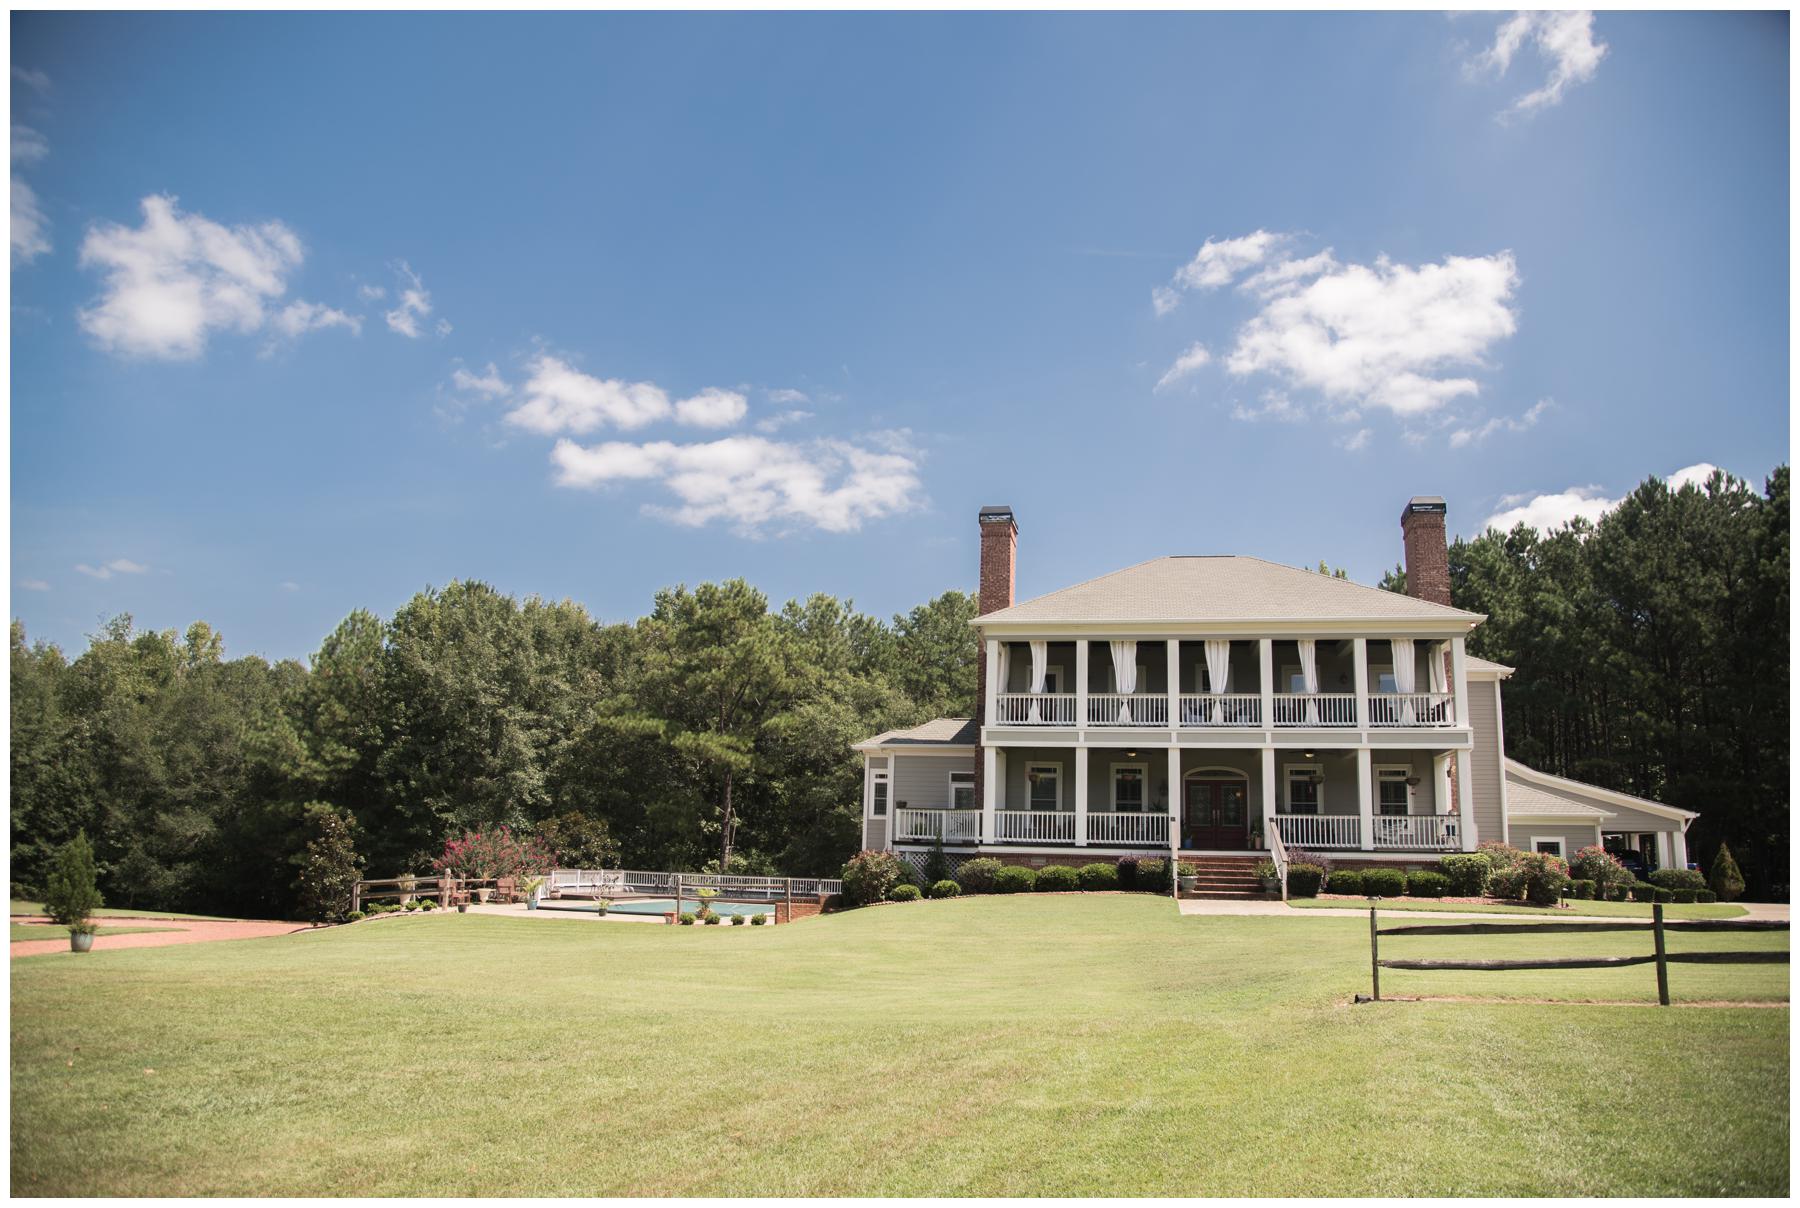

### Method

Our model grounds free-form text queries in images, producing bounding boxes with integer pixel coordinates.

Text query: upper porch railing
[989,690,1457,728]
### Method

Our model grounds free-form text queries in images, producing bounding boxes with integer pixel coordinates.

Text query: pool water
[541,898,773,917]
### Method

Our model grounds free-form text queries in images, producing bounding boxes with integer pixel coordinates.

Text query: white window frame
[1374,764,1414,817]
[1283,762,1323,815]
[1025,761,1063,811]
[868,765,890,818]
[1530,835,1566,858]
[1111,762,1149,812]
[948,770,975,811]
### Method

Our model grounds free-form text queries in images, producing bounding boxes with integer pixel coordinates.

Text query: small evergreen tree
[922,836,950,886]
[1709,842,1746,902]
[293,804,364,923]
[43,830,103,935]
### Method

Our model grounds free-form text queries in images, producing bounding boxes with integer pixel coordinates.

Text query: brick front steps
[1176,855,1274,901]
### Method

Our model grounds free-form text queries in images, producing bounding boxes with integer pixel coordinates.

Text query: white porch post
[1455,742,1476,851]
[1655,831,1671,870]
[1166,639,1180,734]
[1075,640,1090,731]
[1260,746,1277,848]
[1432,753,1450,815]
[1074,745,1089,848]
[1671,827,1689,870]
[1450,636,1470,728]
[1353,638,1370,731]
[1356,747,1374,851]
[1167,745,1182,854]
[984,639,1000,726]
[982,745,998,844]
[1258,638,1274,733]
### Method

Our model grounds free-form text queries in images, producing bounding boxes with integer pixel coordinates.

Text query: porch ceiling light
[1302,750,1315,759]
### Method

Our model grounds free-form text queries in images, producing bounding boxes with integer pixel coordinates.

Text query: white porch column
[1074,745,1090,848]
[984,639,1000,727]
[1431,753,1450,815]
[1166,639,1180,734]
[1671,827,1689,870]
[1655,831,1671,871]
[982,745,998,843]
[1260,746,1277,848]
[1353,638,1370,731]
[1075,640,1090,731]
[1455,742,1476,851]
[1167,745,1182,853]
[1450,636,1470,728]
[1258,638,1274,734]
[1356,747,1374,851]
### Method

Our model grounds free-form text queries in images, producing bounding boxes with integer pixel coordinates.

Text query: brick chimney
[1400,496,1451,607]
[973,506,1016,811]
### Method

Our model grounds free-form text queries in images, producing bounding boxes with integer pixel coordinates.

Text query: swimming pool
[540,898,774,917]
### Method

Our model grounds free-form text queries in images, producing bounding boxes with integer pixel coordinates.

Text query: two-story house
[853,498,1699,893]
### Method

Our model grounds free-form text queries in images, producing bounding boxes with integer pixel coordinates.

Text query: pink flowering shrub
[432,827,555,880]
[1569,845,1634,892]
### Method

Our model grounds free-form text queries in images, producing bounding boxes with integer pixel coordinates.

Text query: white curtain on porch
[1027,640,1048,723]
[1392,637,1416,724]
[996,643,1011,722]
[1204,639,1232,724]
[1428,640,1448,724]
[1298,638,1319,724]
[1110,639,1137,723]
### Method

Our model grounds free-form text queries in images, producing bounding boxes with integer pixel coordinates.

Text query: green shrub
[750,913,767,925]
[1479,843,1528,899]
[1287,863,1326,898]
[929,879,961,899]
[1605,883,1630,902]
[1115,856,1140,891]
[1176,860,1200,877]
[1653,887,1674,903]
[1709,843,1745,902]
[1671,888,1699,904]
[1517,851,1570,906]
[44,831,103,934]
[954,857,1005,895]
[1076,863,1118,891]
[730,914,746,925]
[822,893,844,912]
[993,866,1037,894]
[1253,859,1278,880]
[403,900,420,911]
[841,850,906,907]
[1630,883,1656,903]
[1571,845,1635,893]
[1569,879,1595,900]
[346,910,365,922]
[704,913,723,924]
[1361,867,1407,898]
[1439,853,1493,897]
[419,898,436,911]
[889,883,922,902]
[1696,889,1717,903]
[1136,858,1169,893]
[1034,865,1079,892]
[679,912,697,925]
[922,837,951,887]
[1649,867,1706,892]
[1326,869,1365,896]
[1406,870,1450,898]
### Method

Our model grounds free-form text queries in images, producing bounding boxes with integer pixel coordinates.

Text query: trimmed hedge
[1287,863,1326,898]
[1439,853,1492,897]
[1649,868,1706,892]
[1034,865,1080,892]
[1630,883,1656,903]
[1361,867,1407,898]
[954,857,1005,895]
[1136,859,1169,893]
[889,883,922,902]
[1671,888,1699,904]
[1326,869,1365,896]
[928,879,960,899]
[993,866,1037,894]
[1406,870,1450,898]
[1077,862,1119,891]
[1653,887,1674,903]
[1569,879,1595,900]
[1115,857,1140,891]
[1696,889,1718,903]
[1606,883,1631,902]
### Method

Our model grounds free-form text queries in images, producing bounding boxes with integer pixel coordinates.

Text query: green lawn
[10,923,180,942]
[11,896,1788,1196]
[10,900,234,922]
[1292,896,1748,919]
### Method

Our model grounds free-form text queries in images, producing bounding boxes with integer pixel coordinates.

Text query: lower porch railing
[1270,814,1362,849]
[1086,811,1171,845]
[1371,814,1461,850]
[893,808,983,844]
[995,810,1076,844]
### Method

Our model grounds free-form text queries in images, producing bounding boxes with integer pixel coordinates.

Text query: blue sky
[10,11,1789,662]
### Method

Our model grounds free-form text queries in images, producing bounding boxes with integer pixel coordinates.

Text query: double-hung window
[870,770,889,817]
[1027,762,1062,811]
[1112,764,1147,812]
[1376,767,1411,817]
[949,771,975,810]
[1285,766,1321,815]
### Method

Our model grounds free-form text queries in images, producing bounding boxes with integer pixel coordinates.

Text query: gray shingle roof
[1505,776,1614,819]
[977,556,1483,626]
[856,718,977,748]
[1467,655,1515,675]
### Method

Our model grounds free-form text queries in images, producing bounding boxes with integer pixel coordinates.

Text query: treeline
[11,581,978,918]
[1385,466,1789,898]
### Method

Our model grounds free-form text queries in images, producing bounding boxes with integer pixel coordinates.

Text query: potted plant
[397,873,416,906]
[1176,860,1199,893]
[594,899,609,919]
[44,830,103,954]
[521,875,546,909]
[1254,859,1279,893]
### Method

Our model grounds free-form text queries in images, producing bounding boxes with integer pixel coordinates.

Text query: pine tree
[1709,841,1746,902]
[43,830,103,934]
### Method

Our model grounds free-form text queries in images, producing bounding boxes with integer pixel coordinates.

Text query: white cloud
[1449,398,1551,448]
[74,558,150,580]
[1483,463,1722,533]
[766,387,811,405]
[13,67,50,93]
[280,580,301,592]
[756,409,814,434]
[1221,245,1519,417]
[19,578,49,591]
[1470,11,1607,117]
[12,125,50,266]
[1228,391,1304,424]
[76,195,307,359]
[673,387,748,429]
[1155,230,1284,314]
[450,362,510,399]
[1339,427,1372,452]
[503,354,744,435]
[549,434,922,534]
[272,299,361,339]
[383,261,439,339]
[1154,342,1213,391]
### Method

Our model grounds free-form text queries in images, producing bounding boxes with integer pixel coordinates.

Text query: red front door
[1183,779,1249,850]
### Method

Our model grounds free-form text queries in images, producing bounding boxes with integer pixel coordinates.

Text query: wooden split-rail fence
[1363,902,1788,1006]
[350,875,516,913]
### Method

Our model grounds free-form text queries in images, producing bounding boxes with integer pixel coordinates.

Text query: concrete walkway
[1178,899,1789,922]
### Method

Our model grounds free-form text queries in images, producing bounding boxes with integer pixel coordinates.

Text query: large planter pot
[456,903,468,913]
[526,898,538,910]
[1177,875,1197,893]
[70,931,94,953]
[1259,876,1279,893]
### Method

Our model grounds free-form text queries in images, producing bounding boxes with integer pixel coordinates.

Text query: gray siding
[1515,824,1596,858]
[862,817,888,851]
[891,753,974,810]
[1467,680,1505,846]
